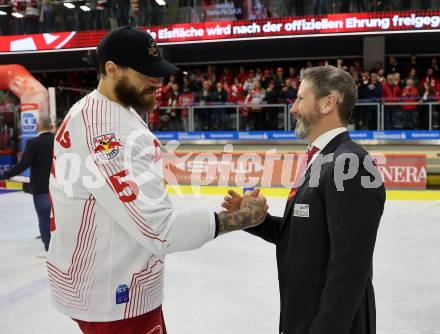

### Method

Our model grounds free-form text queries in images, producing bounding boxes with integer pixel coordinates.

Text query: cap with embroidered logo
[97,26,179,77]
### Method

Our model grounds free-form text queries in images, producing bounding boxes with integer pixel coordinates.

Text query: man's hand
[217,189,268,235]
[222,188,260,212]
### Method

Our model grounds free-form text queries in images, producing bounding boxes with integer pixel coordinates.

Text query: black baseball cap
[97,26,179,77]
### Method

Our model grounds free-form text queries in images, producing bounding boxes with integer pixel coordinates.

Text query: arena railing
[158,104,289,132]
[381,102,440,130]
[158,103,384,132]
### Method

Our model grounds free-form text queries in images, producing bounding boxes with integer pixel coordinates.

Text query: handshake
[217,188,268,235]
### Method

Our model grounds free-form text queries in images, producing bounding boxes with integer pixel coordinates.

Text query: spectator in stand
[167,83,181,131]
[195,80,213,130]
[352,60,362,73]
[219,67,233,85]
[168,74,178,85]
[281,78,297,104]
[265,81,280,130]
[420,68,440,93]
[371,60,383,74]
[387,56,402,75]
[150,82,169,131]
[148,111,160,131]
[394,72,405,90]
[407,68,419,87]
[367,73,383,101]
[377,68,385,83]
[336,58,344,69]
[183,76,196,92]
[382,73,402,129]
[260,69,272,89]
[243,70,257,93]
[211,81,229,130]
[273,67,286,90]
[288,66,300,89]
[420,81,440,129]
[358,71,370,101]
[228,77,244,104]
[244,80,266,130]
[206,65,216,83]
[237,66,248,83]
[355,71,370,129]
[178,86,195,131]
[255,67,263,81]
[160,81,172,107]
[401,78,419,129]
[359,72,383,129]
[421,81,439,103]
[406,53,422,78]
[193,68,205,90]
[222,77,231,97]
[352,71,361,87]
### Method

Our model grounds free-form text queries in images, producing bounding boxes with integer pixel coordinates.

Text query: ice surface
[0,191,439,334]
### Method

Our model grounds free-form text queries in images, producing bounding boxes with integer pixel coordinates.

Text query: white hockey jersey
[48,90,216,321]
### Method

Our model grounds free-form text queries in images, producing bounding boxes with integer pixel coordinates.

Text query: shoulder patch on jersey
[93,133,122,160]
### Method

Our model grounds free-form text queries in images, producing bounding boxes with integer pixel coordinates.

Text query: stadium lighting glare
[155,0,166,5]
[64,2,75,9]
[11,12,24,18]
[0,11,7,16]
[80,5,91,12]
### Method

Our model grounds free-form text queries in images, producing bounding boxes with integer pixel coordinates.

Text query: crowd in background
[0,0,437,35]
[0,55,440,134]
[149,55,440,131]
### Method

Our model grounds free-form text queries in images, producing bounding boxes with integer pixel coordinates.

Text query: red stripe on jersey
[124,259,164,318]
[47,197,97,309]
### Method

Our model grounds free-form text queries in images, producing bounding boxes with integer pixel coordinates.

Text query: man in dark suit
[0,115,55,254]
[223,66,386,334]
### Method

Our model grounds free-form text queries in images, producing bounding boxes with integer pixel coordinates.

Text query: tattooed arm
[221,189,281,244]
[217,190,268,235]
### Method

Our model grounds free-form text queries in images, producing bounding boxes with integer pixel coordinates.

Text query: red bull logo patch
[93,133,122,160]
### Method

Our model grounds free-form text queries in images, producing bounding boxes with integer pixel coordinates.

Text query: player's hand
[240,190,268,227]
[221,188,259,212]
[217,188,268,235]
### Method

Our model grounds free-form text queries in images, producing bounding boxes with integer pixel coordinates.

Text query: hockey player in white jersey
[48,26,268,334]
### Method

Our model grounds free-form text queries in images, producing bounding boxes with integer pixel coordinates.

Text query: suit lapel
[280,131,350,228]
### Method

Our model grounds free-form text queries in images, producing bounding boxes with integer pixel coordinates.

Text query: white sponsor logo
[293,204,309,218]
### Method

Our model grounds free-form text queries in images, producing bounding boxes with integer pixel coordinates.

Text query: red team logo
[93,133,122,160]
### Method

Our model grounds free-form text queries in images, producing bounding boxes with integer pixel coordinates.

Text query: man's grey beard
[295,118,311,139]
[294,108,320,139]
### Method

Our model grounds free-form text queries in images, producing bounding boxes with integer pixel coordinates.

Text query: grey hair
[301,65,358,125]
[37,114,53,131]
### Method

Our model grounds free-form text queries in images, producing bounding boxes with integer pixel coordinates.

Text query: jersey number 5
[109,170,139,203]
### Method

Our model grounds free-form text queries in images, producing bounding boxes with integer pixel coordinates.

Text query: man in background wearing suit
[0,115,55,255]
[223,66,386,334]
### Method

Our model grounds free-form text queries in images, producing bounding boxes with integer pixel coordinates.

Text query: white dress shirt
[308,127,347,167]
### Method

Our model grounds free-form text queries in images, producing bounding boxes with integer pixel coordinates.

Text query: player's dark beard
[114,77,156,112]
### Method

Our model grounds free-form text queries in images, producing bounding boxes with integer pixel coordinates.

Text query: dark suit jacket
[247,132,385,334]
[1,132,54,194]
